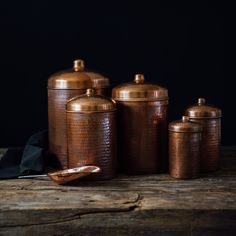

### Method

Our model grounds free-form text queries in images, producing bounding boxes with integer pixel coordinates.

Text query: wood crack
[0,194,142,228]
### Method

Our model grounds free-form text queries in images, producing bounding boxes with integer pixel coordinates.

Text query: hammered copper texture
[169,132,201,179]
[117,101,168,174]
[189,118,221,172]
[48,89,87,169]
[67,112,117,180]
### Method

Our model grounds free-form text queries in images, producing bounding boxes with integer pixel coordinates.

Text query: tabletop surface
[0,147,236,236]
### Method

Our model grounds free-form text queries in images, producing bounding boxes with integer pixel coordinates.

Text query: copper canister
[112,74,168,174]
[169,116,202,179]
[185,98,222,172]
[66,88,117,180]
[48,60,91,169]
[48,59,109,169]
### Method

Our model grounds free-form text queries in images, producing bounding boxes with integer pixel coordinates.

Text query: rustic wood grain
[0,147,236,236]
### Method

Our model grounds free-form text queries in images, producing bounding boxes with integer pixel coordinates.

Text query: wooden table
[0,147,236,236]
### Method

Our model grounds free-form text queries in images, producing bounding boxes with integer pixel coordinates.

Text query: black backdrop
[0,1,234,146]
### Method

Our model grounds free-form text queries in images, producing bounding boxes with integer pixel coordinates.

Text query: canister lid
[66,88,116,113]
[48,59,109,89]
[169,116,202,133]
[48,59,91,89]
[185,98,222,118]
[112,74,168,101]
[85,71,109,89]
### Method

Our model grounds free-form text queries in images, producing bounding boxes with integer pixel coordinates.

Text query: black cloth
[0,130,48,179]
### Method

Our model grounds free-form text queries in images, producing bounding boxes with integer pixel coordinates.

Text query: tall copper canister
[66,88,117,180]
[48,60,91,169]
[112,74,168,174]
[169,116,202,179]
[185,98,222,172]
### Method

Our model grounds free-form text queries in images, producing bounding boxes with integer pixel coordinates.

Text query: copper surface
[48,89,87,169]
[66,91,117,180]
[185,98,221,172]
[116,100,168,174]
[186,98,221,118]
[169,116,202,179]
[48,166,101,185]
[112,74,168,102]
[74,59,110,90]
[67,89,116,113]
[48,60,109,169]
[112,74,168,174]
[48,59,109,92]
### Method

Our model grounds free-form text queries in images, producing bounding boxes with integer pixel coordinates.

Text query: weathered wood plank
[0,147,236,236]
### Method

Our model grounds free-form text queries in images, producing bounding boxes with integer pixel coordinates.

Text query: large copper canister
[185,98,222,172]
[48,60,91,169]
[112,74,168,174]
[66,88,117,180]
[169,116,202,179]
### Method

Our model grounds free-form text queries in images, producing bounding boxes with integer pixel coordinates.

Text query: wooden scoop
[18,166,101,185]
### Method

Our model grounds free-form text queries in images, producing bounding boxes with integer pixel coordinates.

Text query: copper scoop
[18,166,101,185]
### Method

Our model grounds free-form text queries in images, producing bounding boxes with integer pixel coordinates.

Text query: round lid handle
[73,59,85,72]
[182,116,190,122]
[198,98,206,105]
[86,88,94,96]
[134,74,145,84]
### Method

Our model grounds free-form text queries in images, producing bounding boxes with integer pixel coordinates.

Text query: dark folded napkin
[0,130,48,179]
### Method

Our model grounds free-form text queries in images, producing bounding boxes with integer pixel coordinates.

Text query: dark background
[0,1,234,146]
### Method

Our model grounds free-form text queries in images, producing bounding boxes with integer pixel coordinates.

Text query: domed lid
[66,89,116,113]
[48,59,91,89]
[112,74,168,101]
[169,116,202,133]
[185,98,221,118]
[85,71,109,89]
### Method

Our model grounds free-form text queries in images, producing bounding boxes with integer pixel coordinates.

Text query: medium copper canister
[66,88,117,180]
[48,60,91,169]
[169,116,202,179]
[185,98,222,172]
[112,74,168,174]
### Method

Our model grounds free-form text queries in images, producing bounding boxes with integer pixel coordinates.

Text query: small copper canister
[169,116,202,179]
[185,98,222,172]
[66,88,117,180]
[112,74,168,174]
[48,60,91,169]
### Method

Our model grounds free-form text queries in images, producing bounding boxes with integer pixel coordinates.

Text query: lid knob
[73,59,85,72]
[198,98,206,105]
[182,116,189,122]
[86,88,94,96]
[134,74,145,84]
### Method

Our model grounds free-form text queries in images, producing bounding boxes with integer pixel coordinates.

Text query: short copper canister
[66,88,117,180]
[112,74,168,174]
[48,60,91,169]
[169,116,202,179]
[185,98,222,172]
